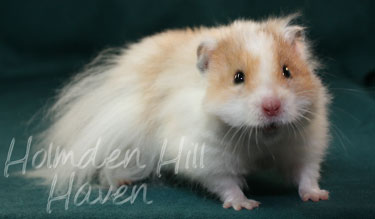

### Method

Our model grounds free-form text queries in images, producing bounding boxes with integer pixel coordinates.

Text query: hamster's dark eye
[234,71,245,84]
[282,65,291,78]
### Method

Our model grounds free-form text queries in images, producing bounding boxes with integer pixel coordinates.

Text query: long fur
[29,15,330,209]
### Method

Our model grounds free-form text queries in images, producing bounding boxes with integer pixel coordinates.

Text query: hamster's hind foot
[299,188,329,202]
[117,179,133,186]
[223,198,260,211]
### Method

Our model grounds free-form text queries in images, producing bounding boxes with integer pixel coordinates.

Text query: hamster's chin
[261,122,279,133]
[258,122,283,141]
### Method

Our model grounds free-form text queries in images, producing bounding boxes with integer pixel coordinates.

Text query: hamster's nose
[262,97,281,117]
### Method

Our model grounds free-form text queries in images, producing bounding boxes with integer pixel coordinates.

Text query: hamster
[32,14,330,210]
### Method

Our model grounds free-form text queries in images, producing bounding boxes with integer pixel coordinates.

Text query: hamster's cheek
[294,96,314,120]
[282,92,313,124]
[245,96,265,126]
[204,97,250,127]
[279,94,298,123]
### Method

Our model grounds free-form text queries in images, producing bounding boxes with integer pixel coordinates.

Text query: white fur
[30,15,330,210]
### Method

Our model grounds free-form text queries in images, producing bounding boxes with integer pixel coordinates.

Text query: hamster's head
[198,15,324,136]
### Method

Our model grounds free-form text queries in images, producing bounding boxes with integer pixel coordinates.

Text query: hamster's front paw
[299,188,329,202]
[223,197,260,211]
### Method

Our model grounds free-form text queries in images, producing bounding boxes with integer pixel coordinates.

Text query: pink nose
[262,97,281,117]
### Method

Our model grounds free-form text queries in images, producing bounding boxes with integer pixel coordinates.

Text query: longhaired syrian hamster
[32,14,330,210]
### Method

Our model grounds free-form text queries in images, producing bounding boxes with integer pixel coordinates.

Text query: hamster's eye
[234,71,245,84]
[282,65,291,78]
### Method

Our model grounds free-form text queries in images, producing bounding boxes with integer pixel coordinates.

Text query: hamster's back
[32,27,210,188]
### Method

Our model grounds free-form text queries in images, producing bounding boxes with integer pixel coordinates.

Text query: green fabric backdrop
[0,0,374,218]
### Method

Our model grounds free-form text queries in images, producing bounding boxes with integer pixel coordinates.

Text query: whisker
[247,127,254,157]
[233,126,247,155]
[331,125,349,155]
[255,127,259,150]
[293,119,307,144]
[330,106,361,123]
[333,124,351,145]
[329,87,367,94]
[220,125,237,158]
[290,122,298,139]
[296,111,312,122]
[227,124,244,155]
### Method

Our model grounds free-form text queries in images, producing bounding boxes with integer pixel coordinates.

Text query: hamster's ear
[280,14,309,59]
[284,24,309,60]
[197,38,217,73]
[283,25,304,45]
[279,13,305,44]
